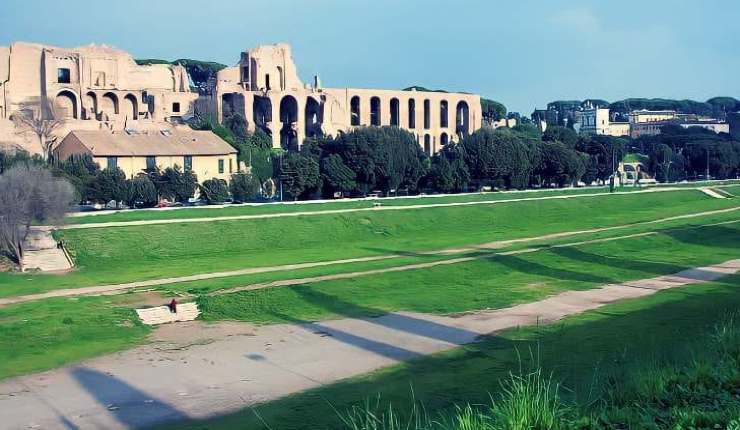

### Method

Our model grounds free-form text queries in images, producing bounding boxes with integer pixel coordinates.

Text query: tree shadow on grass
[286,287,479,344]
[489,253,617,285]
[548,246,688,277]
[71,367,189,429]
[663,225,740,250]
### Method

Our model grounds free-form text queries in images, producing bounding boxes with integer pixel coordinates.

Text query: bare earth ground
[1,260,738,430]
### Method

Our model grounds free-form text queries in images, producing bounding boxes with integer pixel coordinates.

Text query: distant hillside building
[207,43,482,155]
[628,109,678,124]
[54,129,237,182]
[630,119,729,138]
[579,107,630,137]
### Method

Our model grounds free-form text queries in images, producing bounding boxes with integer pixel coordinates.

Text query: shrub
[151,166,197,203]
[229,172,261,203]
[126,175,158,208]
[199,178,229,204]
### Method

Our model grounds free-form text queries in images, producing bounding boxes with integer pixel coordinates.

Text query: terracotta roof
[62,129,237,157]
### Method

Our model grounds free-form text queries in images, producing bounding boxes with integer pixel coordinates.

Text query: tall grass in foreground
[338,313,740,430]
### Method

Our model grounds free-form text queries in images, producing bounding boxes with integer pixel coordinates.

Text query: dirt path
[1,259,738,430]
[3,208,739,308]
[59,187,680,230]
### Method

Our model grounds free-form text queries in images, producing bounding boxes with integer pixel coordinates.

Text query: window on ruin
[265,74,271,90]
[107,157,117,170]
[94,72,106,87]
[184,155,193,171]
[370,97,381,126]
[146,156,156,171]
[172,102,181,113]
[440,101,449,128]
[218,159,225,174]
[408,99,416,129]
[390,98,399,126]
[423,99,430,129]
[57,68,71,84]
[351,96,361,126]
[277,66,285,90]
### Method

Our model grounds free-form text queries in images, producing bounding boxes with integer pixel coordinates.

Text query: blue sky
[1,0,738,114]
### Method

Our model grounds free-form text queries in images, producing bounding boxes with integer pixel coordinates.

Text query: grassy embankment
[167,274,740,430]
[0,189,737,299]
[2,219,739,381]
[66,181,740,225]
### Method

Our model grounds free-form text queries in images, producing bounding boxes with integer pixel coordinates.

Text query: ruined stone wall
[214,43,483,153]
[0,42,198,154]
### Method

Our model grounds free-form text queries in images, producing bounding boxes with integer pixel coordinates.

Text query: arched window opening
[350,96,361,126]
[408,99,416,129]
[101,92,119,119]
[123,94,138,120]
[253,96,273,136]
[84,92,97,120]
[370,96,381,126]
[456,101,470,139]
[424,134,431,156]
[54,91,78,119]
[280,95,299,151]
[423,99,430,129]
[440,100,449,128]
[305,97,324,138]
[440,132,449,146]
[390,98,399,126]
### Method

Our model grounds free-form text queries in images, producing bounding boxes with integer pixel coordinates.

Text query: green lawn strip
[67,186,625,225]
[0,190,736,299]
[165,275,740,430]
[132,209,740,298]
[197,222,740,324]
[0,293,150,380]
[65,181,740,226]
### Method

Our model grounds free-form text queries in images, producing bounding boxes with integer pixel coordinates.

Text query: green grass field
[196,221,740,323]
[0,189,736,299]
[1,218,738,382]
[164,274,740,430]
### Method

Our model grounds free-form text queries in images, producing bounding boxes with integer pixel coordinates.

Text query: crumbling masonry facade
[0,42,482,156]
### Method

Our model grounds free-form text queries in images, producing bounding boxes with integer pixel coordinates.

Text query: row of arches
[221,92,472,152]
[54,90,141,121]
[238,94,325,151]
[351,96,470,137]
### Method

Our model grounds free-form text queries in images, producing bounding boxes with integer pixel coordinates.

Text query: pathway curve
[4,207,739,308]
[0,260,738,429]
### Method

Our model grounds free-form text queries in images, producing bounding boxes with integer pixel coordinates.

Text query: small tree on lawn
[200,178,229,204]
[0,165,75,265]
[230,172,261,202]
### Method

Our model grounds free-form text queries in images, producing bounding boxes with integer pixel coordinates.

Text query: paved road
[1,259,738,430]
[4,207,738,308]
